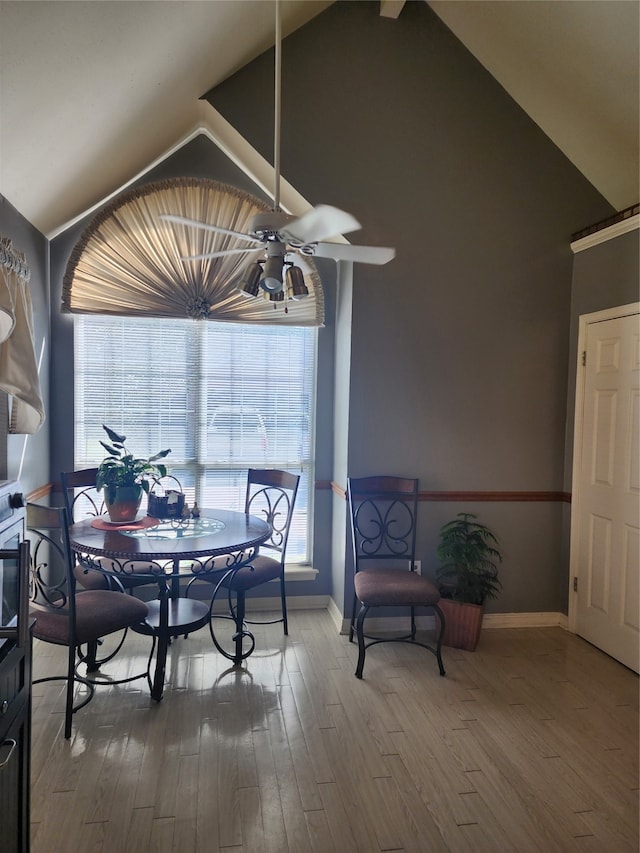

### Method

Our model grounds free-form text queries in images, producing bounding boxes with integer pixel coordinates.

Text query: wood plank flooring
[29,610,638,852]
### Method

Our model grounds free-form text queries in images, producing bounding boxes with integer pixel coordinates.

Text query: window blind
[74,315,316,562]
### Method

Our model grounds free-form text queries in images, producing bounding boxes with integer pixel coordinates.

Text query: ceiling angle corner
[380,0,406,20]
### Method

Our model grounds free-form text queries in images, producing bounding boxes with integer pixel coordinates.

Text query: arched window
[62,177,324,326]
[67,178,323,562]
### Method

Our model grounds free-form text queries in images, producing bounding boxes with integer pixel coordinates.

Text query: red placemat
[90,516,160,531]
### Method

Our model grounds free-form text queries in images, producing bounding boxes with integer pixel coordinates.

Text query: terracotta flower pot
[436,598,485,651]
[104,485,143,523]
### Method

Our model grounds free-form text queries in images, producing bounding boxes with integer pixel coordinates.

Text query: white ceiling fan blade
[281,205,361,244]
[181,246,264,262]
[312,243,396,265]
[160,214,263,245]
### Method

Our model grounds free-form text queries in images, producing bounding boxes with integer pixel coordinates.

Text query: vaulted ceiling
[0,1,637,238]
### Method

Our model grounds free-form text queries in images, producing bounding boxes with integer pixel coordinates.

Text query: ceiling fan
[160,0,395,300]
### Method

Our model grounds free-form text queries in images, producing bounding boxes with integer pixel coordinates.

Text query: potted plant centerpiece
[96,424,171,522]
[435,512,502,651]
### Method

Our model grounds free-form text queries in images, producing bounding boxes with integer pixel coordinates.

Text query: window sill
[284,564,318,582]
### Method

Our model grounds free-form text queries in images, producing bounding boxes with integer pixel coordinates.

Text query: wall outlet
[412,560,421,574]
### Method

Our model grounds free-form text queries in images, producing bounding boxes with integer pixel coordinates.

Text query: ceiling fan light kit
[260,253,285,292]
[159,0,395,311]
[238,262,262,298]
[286,266,309,300]
[238,259,308,304]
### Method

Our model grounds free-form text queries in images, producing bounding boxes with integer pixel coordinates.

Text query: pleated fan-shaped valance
[62,178,324,326]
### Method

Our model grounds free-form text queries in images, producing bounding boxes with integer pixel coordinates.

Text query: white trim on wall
[328,601,569,636]
[51,100,352,246]
[570,213,639,253]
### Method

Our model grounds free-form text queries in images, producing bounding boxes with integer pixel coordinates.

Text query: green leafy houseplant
[96,424,171,513]
[436,512,502,606]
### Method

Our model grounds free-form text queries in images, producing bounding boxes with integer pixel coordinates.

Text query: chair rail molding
[327,482,570,503]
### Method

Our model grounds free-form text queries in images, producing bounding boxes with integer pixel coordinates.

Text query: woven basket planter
[436,599,485,651]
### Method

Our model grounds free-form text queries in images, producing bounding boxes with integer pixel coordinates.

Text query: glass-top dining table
[67,509,272,700]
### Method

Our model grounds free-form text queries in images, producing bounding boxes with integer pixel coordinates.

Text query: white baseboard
[209,593,330,614]
[163,576,328,613]
[330,608,569,636]
[154,582,569,634]
[327,596,345,632]
[483,611,568,629]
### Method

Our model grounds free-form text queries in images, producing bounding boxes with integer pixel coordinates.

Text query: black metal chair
[347,476,446,679]
[187,468,300,665]
[60,466,165,670]
[60,467,175,591]
[26,503,149,739]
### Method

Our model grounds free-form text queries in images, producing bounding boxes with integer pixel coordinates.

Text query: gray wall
[12,0,633,617]
[207,0,615,615]
[0,194,49,496]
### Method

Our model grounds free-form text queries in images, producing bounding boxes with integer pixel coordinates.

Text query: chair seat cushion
[74,562,110,590]
[221,555,283,592]
[354,568,440,608]
[31,591,148,645]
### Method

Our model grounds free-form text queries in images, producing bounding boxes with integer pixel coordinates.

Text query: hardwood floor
[29,610,638,852]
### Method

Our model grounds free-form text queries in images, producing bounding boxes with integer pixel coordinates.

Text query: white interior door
[570,305,639,672]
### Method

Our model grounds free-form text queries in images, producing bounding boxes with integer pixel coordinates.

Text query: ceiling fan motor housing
[249,211,297,240]
[259,239,288,293]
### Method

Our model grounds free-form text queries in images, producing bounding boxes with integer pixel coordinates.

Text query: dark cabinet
[0,639,31,853]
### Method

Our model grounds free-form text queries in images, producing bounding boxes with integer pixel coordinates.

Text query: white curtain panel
[62,178,324,327]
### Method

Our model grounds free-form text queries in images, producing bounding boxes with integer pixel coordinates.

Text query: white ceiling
[0,1,638,238]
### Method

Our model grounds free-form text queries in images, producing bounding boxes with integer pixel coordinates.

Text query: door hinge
[573,576,578,592]
[581,350,587,366]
